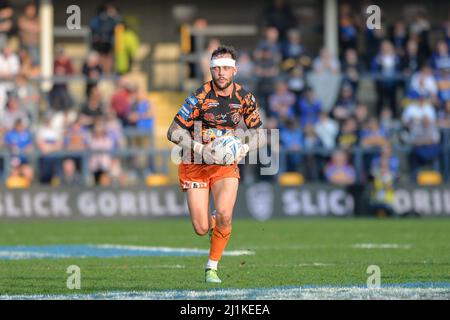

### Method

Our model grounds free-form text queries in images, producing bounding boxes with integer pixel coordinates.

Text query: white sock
[206,259,218,270]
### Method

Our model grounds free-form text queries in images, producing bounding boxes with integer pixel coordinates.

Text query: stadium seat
[145,174,170,187]
[417,171,443,186]
[278,172,305,186]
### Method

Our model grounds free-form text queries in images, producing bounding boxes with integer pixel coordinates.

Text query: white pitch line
[352,243,412,249]
[1,285,449,300]
[92,244,255,256]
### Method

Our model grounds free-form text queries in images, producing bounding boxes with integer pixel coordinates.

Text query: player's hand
[202,142,219,164]
[236,144,249,163]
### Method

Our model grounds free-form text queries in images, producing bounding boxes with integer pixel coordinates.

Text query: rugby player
[167,45,266,283]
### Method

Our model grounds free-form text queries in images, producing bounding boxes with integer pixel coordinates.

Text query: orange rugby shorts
[178,163,240,191]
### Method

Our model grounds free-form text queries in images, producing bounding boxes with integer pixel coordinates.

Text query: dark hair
[211,45,237,60]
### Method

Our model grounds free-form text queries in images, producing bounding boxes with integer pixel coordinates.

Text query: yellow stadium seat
[278,172,305,186]
[145,174,170,187]
[417,171,443,186]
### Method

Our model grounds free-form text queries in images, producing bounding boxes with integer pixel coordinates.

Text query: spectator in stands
[256,26,282,62]
[354,103,369,128]
[0,45,20,110]
[201,38,221,83]
[444,18,450,48]
[401,39,423,90]
[409,116,441,180]
[4,119,33,157]
[324,149,356,186]
[1,93,30,131]
[409,10,431,62]
[235,50,255,92]
[260,0,297,42]
[36,112,63,184]
[338,3,359,54]
[18,47,39,77]
[114,21,139,75]
[58,158,83,187]
[314,111,338,151]
[379,107,398,137]
[365,26,385,70]
[80,85,105,129]
[402,91,436,127]
[18,2,40,66]
[410,64,438,105]
[268,80,295,120]
[89,2,121,74]
[332,83,357,122]
[370,142,400,179]
[127,88,154,133]
[372,40,401,116]
[313,48,340,74]
[49,46,74,112]
[105,111,125,153]
[341,48,361,94]
[5,156,32,189]
[303,123,321,180]
[431,40,450,72]
[15,73,39,124]
[286,64,305,99]
[254,43,280,113]
[336,116,359,150]
[390,21,408,58]
[110,78,132,126]
[360,117,389,149]
[437,100,450,128]
[280,118,303,172]
[281,28,304,62]
[369,145,398,217]
[63,116,89,170]
[436,66,450,108]
[0,0,13,49]
[82,51,103,97]
[87,118,116,185]
[297,87,322,126]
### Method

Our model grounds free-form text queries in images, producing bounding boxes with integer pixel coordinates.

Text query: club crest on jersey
[232,112,241,124]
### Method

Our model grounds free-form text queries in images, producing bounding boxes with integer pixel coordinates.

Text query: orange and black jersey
[174,81,263,144]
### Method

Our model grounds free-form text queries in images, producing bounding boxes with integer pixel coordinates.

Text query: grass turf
[0,218,449,295]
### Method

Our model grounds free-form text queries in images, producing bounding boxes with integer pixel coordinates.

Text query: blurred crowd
[1,0,450,197]
[0,1,153,188]
[213,0,450,196]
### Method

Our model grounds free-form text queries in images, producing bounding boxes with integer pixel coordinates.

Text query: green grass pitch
[0,218,449,297]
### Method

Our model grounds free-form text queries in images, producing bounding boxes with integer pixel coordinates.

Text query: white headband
[210,58,236,68]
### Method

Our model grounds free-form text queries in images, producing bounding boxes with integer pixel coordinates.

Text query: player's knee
[192,223,209,236]
[215,212,232,228]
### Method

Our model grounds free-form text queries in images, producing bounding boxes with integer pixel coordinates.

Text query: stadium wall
[0,184,449,220]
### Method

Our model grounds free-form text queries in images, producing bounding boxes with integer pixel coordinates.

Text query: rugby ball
[211,136,243,165]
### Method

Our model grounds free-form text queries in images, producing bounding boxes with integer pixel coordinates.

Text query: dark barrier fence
[1,183,449,220]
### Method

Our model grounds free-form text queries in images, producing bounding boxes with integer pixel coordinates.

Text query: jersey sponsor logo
[183,181,208,189]
[186,95,198,106]
[177,103,192,120]
[229,103,242,109]
[232,112,241,124]
[208,102,220,107]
